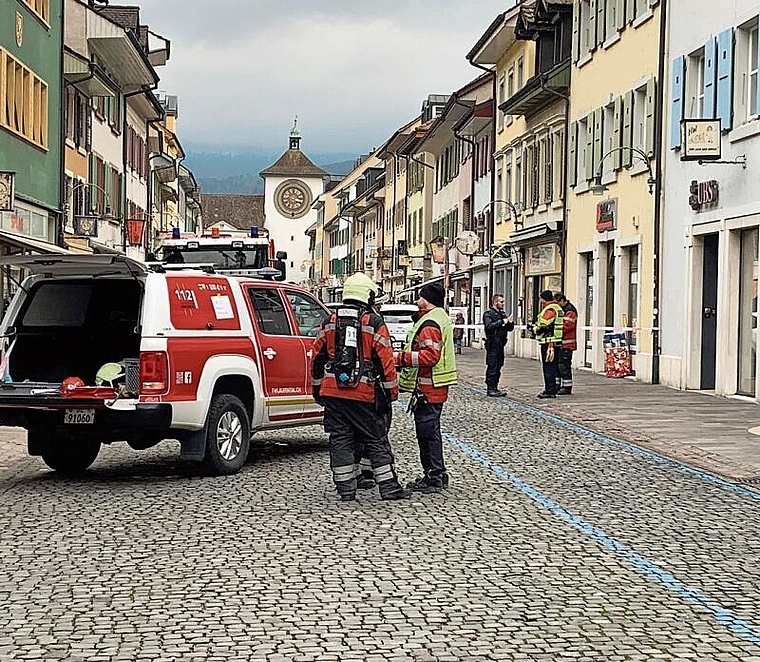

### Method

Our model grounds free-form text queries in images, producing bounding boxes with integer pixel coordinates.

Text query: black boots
[557,387,572,395]
[487,389,505,397]
[378,479,408,500]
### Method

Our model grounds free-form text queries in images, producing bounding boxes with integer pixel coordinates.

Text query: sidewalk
[455,347,760,482]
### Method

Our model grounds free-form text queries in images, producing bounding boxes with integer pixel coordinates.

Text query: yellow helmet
[342,272,377,305]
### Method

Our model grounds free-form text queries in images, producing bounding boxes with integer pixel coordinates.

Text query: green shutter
[597,0,606,46]
[645,78,656,157]
[593,108,603,178]
[589,0,598,50]
[585,116,594,181]
[613,95,623,170]
[568,121,578,186]
[572,0,581,62]
[617,0,627,31]
[622,90,633,167]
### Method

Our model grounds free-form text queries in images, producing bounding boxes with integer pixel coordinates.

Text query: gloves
[546,344,555,363]
[312,385,324,407]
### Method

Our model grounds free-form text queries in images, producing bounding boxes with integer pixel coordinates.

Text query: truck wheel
[202,394,250,476]
[41,437,100,475]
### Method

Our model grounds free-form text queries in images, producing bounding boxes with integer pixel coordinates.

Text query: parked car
[0,255,330,476]
[379,303,419,350]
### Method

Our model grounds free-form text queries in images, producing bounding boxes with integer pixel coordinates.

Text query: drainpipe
[651,0,668,385]
[453,109,478,317]
[468,60,497,301]
[390,153,398,299]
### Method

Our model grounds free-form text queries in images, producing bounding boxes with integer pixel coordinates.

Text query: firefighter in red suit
[554,292,578,395]
[311,273,406,502]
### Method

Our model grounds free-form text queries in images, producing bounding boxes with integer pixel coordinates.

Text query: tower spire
[289,115,301,150]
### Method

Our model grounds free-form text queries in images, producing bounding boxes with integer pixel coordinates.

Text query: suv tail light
[140,351,169,394]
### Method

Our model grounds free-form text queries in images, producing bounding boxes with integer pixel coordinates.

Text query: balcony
[499,60,570,119]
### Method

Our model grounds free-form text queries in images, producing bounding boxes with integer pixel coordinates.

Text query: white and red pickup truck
[0,255,329,476]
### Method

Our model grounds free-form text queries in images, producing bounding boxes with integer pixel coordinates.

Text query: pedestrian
[482,294,514,397]
[453,312,465,354]
[533,289,564,399]
[554,292,578,395]
[311,272,406,502]
[395,282,457,493]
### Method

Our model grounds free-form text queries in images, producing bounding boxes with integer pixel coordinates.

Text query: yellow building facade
[565,0,662,381]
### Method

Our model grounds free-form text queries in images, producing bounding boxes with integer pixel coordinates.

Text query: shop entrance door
[700,234,719,390]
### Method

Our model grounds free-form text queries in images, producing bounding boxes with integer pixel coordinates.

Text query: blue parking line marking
[459,384,760,502]
[443,430,760,646]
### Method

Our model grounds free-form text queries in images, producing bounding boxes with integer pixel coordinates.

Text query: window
[249,289,292,336]
[750,26,759,118]
[517,57,524,89]
[603,103,616,179]
[498,75,506,131]
[632,85,647,153]
[287,291,328,338]
[0,49,49,150]
[577,116,589,185]
[505,152,513,207]
[685,51,706,118]
[20,0,50,24]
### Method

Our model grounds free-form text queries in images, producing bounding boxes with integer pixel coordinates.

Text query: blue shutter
[670,56,685,149]
[703,37,717,118]
[716,28,734,131]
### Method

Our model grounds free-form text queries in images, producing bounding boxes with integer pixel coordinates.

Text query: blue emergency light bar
[171,227,181,239]
[250,226,259,238]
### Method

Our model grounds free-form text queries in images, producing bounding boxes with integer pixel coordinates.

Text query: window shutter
[87,155,95,212]
[670,56,685,149]
[646,78,656,157]
[622,90,633,167]
[85,105,92,151]
[703,37,717,118]
[572,0,581,62]
[617,0,627,31]
[593,108,603,176]
[597,0,606,46]
[589,0,598,51]
[613,95,623,169]
[585,116,594,180]
[568,121,578,186]
[716,28,734,131]
[649,0,659,6]
[626,0,635,24]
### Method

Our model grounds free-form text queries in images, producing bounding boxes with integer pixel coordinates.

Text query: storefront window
[738,228,758,396]
[604,241,615,330]
[626,245,639,354]
[583,252,594,368]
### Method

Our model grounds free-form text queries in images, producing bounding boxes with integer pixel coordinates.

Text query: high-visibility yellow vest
[399,307,457,391]
[534,302,564,345]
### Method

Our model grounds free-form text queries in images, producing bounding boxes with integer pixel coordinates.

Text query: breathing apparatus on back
[332,273,377,388]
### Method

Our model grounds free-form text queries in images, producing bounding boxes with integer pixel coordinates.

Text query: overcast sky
[136,1,513,155]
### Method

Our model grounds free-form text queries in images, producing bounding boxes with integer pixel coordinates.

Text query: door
[700,234,719,390]
[245,286,308,423]
[284,289,330,419]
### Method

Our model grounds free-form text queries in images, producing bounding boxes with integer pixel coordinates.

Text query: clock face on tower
[274,179,312,219]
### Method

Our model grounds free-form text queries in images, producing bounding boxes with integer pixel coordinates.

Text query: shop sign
[410,256,425,272]
[689,180,719,212]
[525,243,559,276]
[596,198,617,232]
[681,119,721,161]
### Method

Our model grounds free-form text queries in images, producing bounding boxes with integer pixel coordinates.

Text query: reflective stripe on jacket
[311,308,399,403]
[396,307,457,403]
[534,302,564,345]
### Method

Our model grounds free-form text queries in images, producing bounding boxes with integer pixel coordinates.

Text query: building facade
[662,1,760,399]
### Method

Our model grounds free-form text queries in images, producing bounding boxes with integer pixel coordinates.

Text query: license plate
[64,409,95,425]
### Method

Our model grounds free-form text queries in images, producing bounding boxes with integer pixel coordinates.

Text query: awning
[499,60,571,118]
[0,231,71,255]
[63,51,116,98]
[509,221,560,244]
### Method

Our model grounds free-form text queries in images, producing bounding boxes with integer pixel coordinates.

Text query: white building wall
[263,174,324,283]
[662,0,760,397]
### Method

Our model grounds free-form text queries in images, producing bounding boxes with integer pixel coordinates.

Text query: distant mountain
[187,149,358,196]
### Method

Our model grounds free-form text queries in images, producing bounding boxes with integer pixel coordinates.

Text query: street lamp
[590,147,656,196]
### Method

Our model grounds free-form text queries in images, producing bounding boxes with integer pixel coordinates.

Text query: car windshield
[382,310,416,324]
[163,247,269,269]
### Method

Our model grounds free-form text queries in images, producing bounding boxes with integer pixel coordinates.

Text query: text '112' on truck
[158,226,288,280]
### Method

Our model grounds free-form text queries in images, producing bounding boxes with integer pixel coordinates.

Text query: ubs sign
[689,179,719,212]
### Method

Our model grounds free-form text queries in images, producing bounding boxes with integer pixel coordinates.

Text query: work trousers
[485,340,506,390]
[323,397,398,497]
[540,343,560,395]
[556,348,574,392]
[414,401,447,483]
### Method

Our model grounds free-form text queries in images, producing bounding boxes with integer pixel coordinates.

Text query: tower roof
[259,149,328,178]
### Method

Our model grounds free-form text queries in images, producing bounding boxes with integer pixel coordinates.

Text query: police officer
[483,294,514,397]
[311,273,406,502]
[533,289,564,399]
[395,282,457,493]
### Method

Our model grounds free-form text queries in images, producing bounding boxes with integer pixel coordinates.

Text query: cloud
[137,1,512,153]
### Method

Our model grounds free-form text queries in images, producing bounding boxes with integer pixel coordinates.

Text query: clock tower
[260,118,327,284]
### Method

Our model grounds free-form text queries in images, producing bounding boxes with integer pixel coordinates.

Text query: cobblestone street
[1,371,760,661]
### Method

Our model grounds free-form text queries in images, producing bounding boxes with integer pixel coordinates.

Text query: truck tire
[41,437,100,475]
[201,394,250,475]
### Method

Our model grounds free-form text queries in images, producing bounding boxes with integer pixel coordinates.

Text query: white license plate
[64,409,95,425]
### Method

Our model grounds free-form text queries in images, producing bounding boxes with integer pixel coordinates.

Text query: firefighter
[533,289,564,399]
[395,282,457,493]
[554,292,578,395]
[311,273,406,502]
